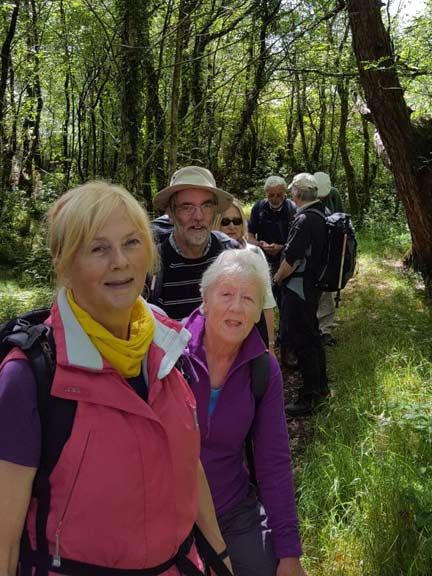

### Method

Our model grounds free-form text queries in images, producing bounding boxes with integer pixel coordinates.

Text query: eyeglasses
[174,201,217,216]
[220,217,242,226]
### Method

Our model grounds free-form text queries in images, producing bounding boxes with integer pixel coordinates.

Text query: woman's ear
[60,270,73,290]
[55,262,69,288]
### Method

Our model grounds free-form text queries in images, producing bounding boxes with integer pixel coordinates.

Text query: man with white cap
[314,172,344,346]
[314,171,344,214]
[147,166,237,320]
[273,172,329,416]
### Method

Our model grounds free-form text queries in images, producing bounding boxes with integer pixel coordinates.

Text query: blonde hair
[213,198,247,244]
[47,180,157,281]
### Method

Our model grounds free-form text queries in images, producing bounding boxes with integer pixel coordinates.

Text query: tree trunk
[310,83,327,170]
[142,2,166,206]
[168,0,194,176]
[296,78,311,172]
[337,76,359,216]
[19,0,43,198]
[0,0,20,210]
[347,0,432,294]
[117,0,146,196]
[223,0,281,182]
[60,0,72,187]
[285,85,298,173]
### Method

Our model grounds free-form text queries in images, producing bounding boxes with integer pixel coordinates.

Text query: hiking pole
[335,231,348,308]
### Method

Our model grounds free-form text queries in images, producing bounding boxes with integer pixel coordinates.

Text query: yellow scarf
[67,290,155,378]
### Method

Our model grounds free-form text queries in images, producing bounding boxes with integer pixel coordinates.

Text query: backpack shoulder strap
[7,315,77,576]
[250,350,270,406]
[245,351,270,488]
[284,198,297,220]
[257,199,266,228]
[303,207,326,220]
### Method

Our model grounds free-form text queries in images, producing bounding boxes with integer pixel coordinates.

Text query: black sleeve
[283,214,310,266]
[247,201,261,235]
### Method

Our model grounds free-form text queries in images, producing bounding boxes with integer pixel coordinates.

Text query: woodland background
[1,0,432,286]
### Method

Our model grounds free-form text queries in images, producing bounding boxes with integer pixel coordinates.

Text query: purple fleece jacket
[183,309,302,559]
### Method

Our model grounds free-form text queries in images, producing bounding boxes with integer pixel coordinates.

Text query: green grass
[298,233,432,575]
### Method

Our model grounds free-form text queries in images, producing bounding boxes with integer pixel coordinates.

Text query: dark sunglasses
[220,217,242,226]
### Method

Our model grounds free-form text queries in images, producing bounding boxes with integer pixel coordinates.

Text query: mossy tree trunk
[347,0,432,295]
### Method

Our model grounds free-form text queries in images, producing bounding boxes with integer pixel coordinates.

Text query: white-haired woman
[0,181,232,576]
[183,250,307,576]
[214,199,276,351]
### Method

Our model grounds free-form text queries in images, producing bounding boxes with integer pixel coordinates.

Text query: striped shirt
[155,234,225,320]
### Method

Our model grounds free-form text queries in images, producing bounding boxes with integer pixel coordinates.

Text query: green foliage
[21,233,55,287]
[0,280,54,323]
[297,238,432,575]
[360,183,411,255]
[0,185,57,284]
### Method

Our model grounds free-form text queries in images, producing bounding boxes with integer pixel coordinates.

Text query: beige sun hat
[288,172,318,193]
[313,172,332,198]
[153,166,233,213]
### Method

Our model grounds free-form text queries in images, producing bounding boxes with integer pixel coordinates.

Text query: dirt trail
[277,354,315,470]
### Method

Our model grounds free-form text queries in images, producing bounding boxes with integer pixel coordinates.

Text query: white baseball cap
[313,172,332,198]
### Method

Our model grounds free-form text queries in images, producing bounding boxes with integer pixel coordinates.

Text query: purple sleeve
[252,355,302,559]
[0,359,41,467]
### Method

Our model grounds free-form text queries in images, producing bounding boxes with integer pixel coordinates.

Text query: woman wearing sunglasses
[214,199,276,351]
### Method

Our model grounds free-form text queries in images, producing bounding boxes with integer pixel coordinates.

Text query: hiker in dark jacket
[274,173,329,416]
[0,181,232,576]
[183,249,307,576]
[146,166,238,321]
[247,176,297,307]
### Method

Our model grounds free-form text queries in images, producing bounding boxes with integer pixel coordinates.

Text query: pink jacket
[8,289,201,574]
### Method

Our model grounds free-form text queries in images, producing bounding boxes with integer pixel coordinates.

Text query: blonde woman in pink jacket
[0,182,231,576]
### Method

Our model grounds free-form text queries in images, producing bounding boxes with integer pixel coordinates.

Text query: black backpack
[305,209,357,306]
[0,310,233,576]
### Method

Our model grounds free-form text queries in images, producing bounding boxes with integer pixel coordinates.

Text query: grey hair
[200,249,270,307]
[264,175,287,192]
[292,186,317,202]
[290,174,318,202]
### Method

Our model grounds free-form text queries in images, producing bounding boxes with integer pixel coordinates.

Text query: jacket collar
[54,288,190,380]
[297,199,322,213]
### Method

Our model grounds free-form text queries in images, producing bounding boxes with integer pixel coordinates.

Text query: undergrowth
[298,232,432,575]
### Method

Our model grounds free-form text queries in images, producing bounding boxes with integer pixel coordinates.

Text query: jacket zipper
[52,430,92,568]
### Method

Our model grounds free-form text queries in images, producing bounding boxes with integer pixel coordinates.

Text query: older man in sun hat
[146,166,238,320]
[273,172,329,416]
